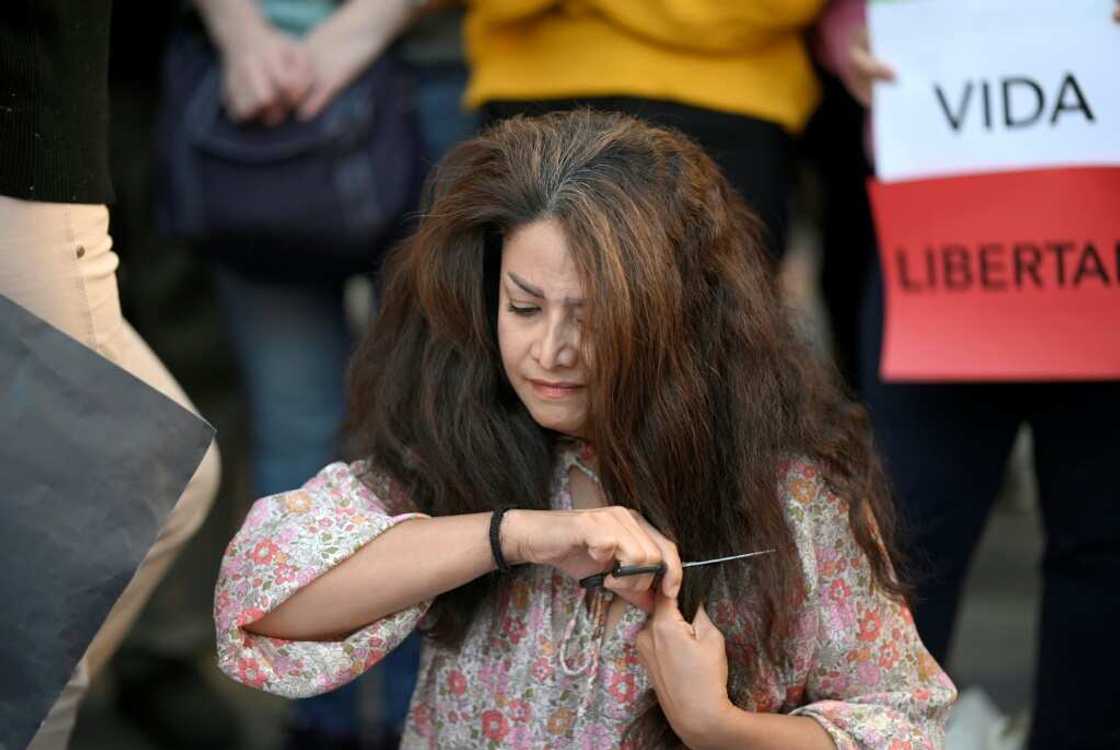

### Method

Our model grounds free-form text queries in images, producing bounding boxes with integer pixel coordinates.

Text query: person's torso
[400,443,811,748]
[463,0,826,131]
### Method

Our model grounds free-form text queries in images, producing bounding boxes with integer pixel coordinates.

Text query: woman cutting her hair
[215,110,955,748]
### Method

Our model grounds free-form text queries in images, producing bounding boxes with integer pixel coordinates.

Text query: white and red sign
[867,0,1120,381]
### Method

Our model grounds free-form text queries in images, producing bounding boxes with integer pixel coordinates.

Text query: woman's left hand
[636,594,736,749]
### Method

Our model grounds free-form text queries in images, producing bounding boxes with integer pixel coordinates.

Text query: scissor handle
[578,562,666,589]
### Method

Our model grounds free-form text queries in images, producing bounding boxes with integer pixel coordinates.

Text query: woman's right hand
[502,507,683,612]
[217,23,313,125]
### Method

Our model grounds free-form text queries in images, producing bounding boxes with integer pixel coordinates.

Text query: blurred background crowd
[5,1,1116,749]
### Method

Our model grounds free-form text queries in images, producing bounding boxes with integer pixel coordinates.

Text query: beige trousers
[0,195,221,749]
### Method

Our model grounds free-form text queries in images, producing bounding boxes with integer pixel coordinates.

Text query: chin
[533,417,580,435]
[528,409,585,437]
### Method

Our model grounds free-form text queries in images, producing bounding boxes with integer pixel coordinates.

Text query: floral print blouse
[215,442,956,749]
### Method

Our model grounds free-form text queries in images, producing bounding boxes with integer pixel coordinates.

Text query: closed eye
[507,304,539,316]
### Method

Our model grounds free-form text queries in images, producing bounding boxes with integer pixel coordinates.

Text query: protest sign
[867,0,1120,381]
[870,0,1120,182]
[869,167,1120,381]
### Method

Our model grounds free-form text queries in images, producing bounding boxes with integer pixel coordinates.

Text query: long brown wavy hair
[347,110,905,747]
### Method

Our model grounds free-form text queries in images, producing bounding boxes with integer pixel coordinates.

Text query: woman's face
[498,218,589,438]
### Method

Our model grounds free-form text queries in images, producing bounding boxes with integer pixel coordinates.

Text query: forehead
[500,219,583,296]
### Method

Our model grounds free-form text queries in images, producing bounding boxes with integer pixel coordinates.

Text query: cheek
[497,318,524,379]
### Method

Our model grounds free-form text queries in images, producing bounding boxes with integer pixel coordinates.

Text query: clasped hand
[504,508,736,748]
[216,19,372,126]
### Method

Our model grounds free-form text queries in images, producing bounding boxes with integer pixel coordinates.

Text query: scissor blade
[681,549,775,569]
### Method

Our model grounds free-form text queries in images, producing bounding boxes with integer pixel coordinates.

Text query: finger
[260,101,287,127]
[611,508,662,592]
[654,591,686,619]
[244,65,280,122]
[602,513,656,593]
[604,567,656,596]
[651,591,690,640]
[297,84,332,121]
[279,46,314,105]
[262,43,295,90]
[584,529,619,567]
[221,85,245,122]
[631,512,682,598]
[615,507,661,567]
[692,602,721,640]
[849,28,894,82]
[607,571,657,595]
[279,70,313,110]
[275,53,315,109]
[589,535,656,610]
[223,70,256,122]
[850,46,895,82]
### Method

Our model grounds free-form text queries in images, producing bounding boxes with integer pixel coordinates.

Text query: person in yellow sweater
[464,0,827,258]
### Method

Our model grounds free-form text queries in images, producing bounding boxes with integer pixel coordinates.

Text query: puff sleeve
[214,462,430,698]
[784,462,958,749]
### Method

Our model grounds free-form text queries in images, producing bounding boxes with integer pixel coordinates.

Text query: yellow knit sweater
[464,0,827,133]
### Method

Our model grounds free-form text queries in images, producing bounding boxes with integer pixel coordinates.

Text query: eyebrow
[507,272,585,306]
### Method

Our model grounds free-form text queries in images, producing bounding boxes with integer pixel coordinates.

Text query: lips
[528,379,585,400]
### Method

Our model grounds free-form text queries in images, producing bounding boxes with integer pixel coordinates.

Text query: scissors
[578,549,775,589]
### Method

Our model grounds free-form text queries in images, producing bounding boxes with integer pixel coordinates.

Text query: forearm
[192,0,269,53]
[698,706,835,750]
[246,510,501,641]
[307,0,421,70]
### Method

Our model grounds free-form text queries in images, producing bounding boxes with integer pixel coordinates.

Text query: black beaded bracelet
[489,507,513,573]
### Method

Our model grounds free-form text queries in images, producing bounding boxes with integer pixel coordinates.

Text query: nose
[533,315,578,370]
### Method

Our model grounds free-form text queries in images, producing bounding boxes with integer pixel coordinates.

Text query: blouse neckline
[552,439,651,724]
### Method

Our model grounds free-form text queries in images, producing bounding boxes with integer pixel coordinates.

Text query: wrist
[196,0,272,56]
[498,509,529,566]
[306,0,404,70]
[683,700,743,750]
